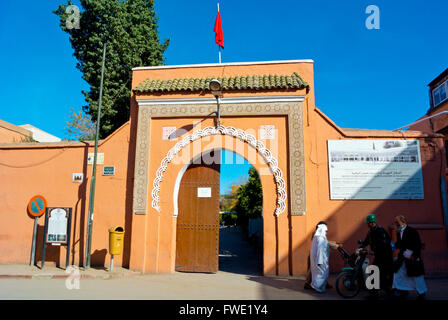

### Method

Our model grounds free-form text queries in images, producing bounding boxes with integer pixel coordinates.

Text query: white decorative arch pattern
[151,125,287,216]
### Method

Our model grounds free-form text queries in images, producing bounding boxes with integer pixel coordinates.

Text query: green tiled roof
[133,72,310,93]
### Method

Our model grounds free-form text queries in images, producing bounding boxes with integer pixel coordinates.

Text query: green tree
[65,107,96,141]
[54,0,169,138]
[220,184,241,212]
[234,167,263,232]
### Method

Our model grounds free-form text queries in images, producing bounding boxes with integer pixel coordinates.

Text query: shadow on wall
[68,134,131,269]
[90,248,108,268]
[34,225,62,268]
[123,99,139,268]
[254,139,448,297]
[70,144,89,266]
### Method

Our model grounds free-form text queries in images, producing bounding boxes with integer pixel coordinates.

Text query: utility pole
[85,42,106,269]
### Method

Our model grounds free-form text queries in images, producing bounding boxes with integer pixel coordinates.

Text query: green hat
[365,214,377,224]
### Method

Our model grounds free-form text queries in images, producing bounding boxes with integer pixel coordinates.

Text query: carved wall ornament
[151,125,287,216]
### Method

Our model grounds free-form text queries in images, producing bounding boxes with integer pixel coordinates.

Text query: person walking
[391,215,427,300]
[304,222,342,291]
[308,222,341,293]
[361,214,394,298]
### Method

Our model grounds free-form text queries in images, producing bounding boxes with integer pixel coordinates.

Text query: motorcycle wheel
[336,271,362,299]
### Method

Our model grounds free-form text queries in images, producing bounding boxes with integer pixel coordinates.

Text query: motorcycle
[335,240,371,299]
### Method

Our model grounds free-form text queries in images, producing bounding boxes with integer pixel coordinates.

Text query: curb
[0,274,97,280]
[0,272,142,280]
[0,275,33,279]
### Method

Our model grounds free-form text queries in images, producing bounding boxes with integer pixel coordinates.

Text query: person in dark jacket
[361,214,394,297]
[391,215,427,300]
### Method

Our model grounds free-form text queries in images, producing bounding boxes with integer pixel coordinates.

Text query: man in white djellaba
[310,222,331,293]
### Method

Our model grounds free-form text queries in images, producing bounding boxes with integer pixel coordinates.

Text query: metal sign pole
[110,254,114,272]
[29,217,39,266]
[85,42,106,269]
[41,208,49,269]
[66,208,73,269]
[27,195,47,266]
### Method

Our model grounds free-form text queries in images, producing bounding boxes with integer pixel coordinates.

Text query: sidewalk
[0,264,141,280]
[1,265,448,300]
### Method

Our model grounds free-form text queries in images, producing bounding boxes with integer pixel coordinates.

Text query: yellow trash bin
[109,227,125,255]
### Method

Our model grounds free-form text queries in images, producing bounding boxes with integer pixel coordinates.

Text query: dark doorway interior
[219,225,263,275]
[219,150,263,275]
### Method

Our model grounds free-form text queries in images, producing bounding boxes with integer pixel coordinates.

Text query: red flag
[214,8,224,49]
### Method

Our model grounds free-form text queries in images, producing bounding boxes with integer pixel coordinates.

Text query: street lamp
[209,79,222,127]
[85,42,106,269]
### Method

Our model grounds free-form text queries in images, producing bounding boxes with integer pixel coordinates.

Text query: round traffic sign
[27,195,47,217]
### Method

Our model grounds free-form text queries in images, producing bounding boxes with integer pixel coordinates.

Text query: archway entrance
[138,115,301,276]
[175,148,263,275]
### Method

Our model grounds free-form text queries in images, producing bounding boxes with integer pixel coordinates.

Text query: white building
[18,124,61,143]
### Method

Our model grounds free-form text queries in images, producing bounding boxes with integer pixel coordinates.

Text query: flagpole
[217,2,221,64]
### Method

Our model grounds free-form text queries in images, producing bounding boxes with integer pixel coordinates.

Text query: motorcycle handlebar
[355,248,370,255]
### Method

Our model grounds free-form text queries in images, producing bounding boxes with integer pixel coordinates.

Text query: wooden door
[176,150,220,273]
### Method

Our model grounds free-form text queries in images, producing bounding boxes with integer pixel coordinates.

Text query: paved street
[2,271,448,300]
[1,227,447,300]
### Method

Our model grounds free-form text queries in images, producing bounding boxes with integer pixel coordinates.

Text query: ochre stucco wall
[0,123,32,143]
[0,129,28,143]
[302,108,448,274]
[0,122,133,268]
[1,60,447,276]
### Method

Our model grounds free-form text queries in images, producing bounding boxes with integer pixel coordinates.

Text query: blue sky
[1,0,447,191]
[220,150,251,195]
